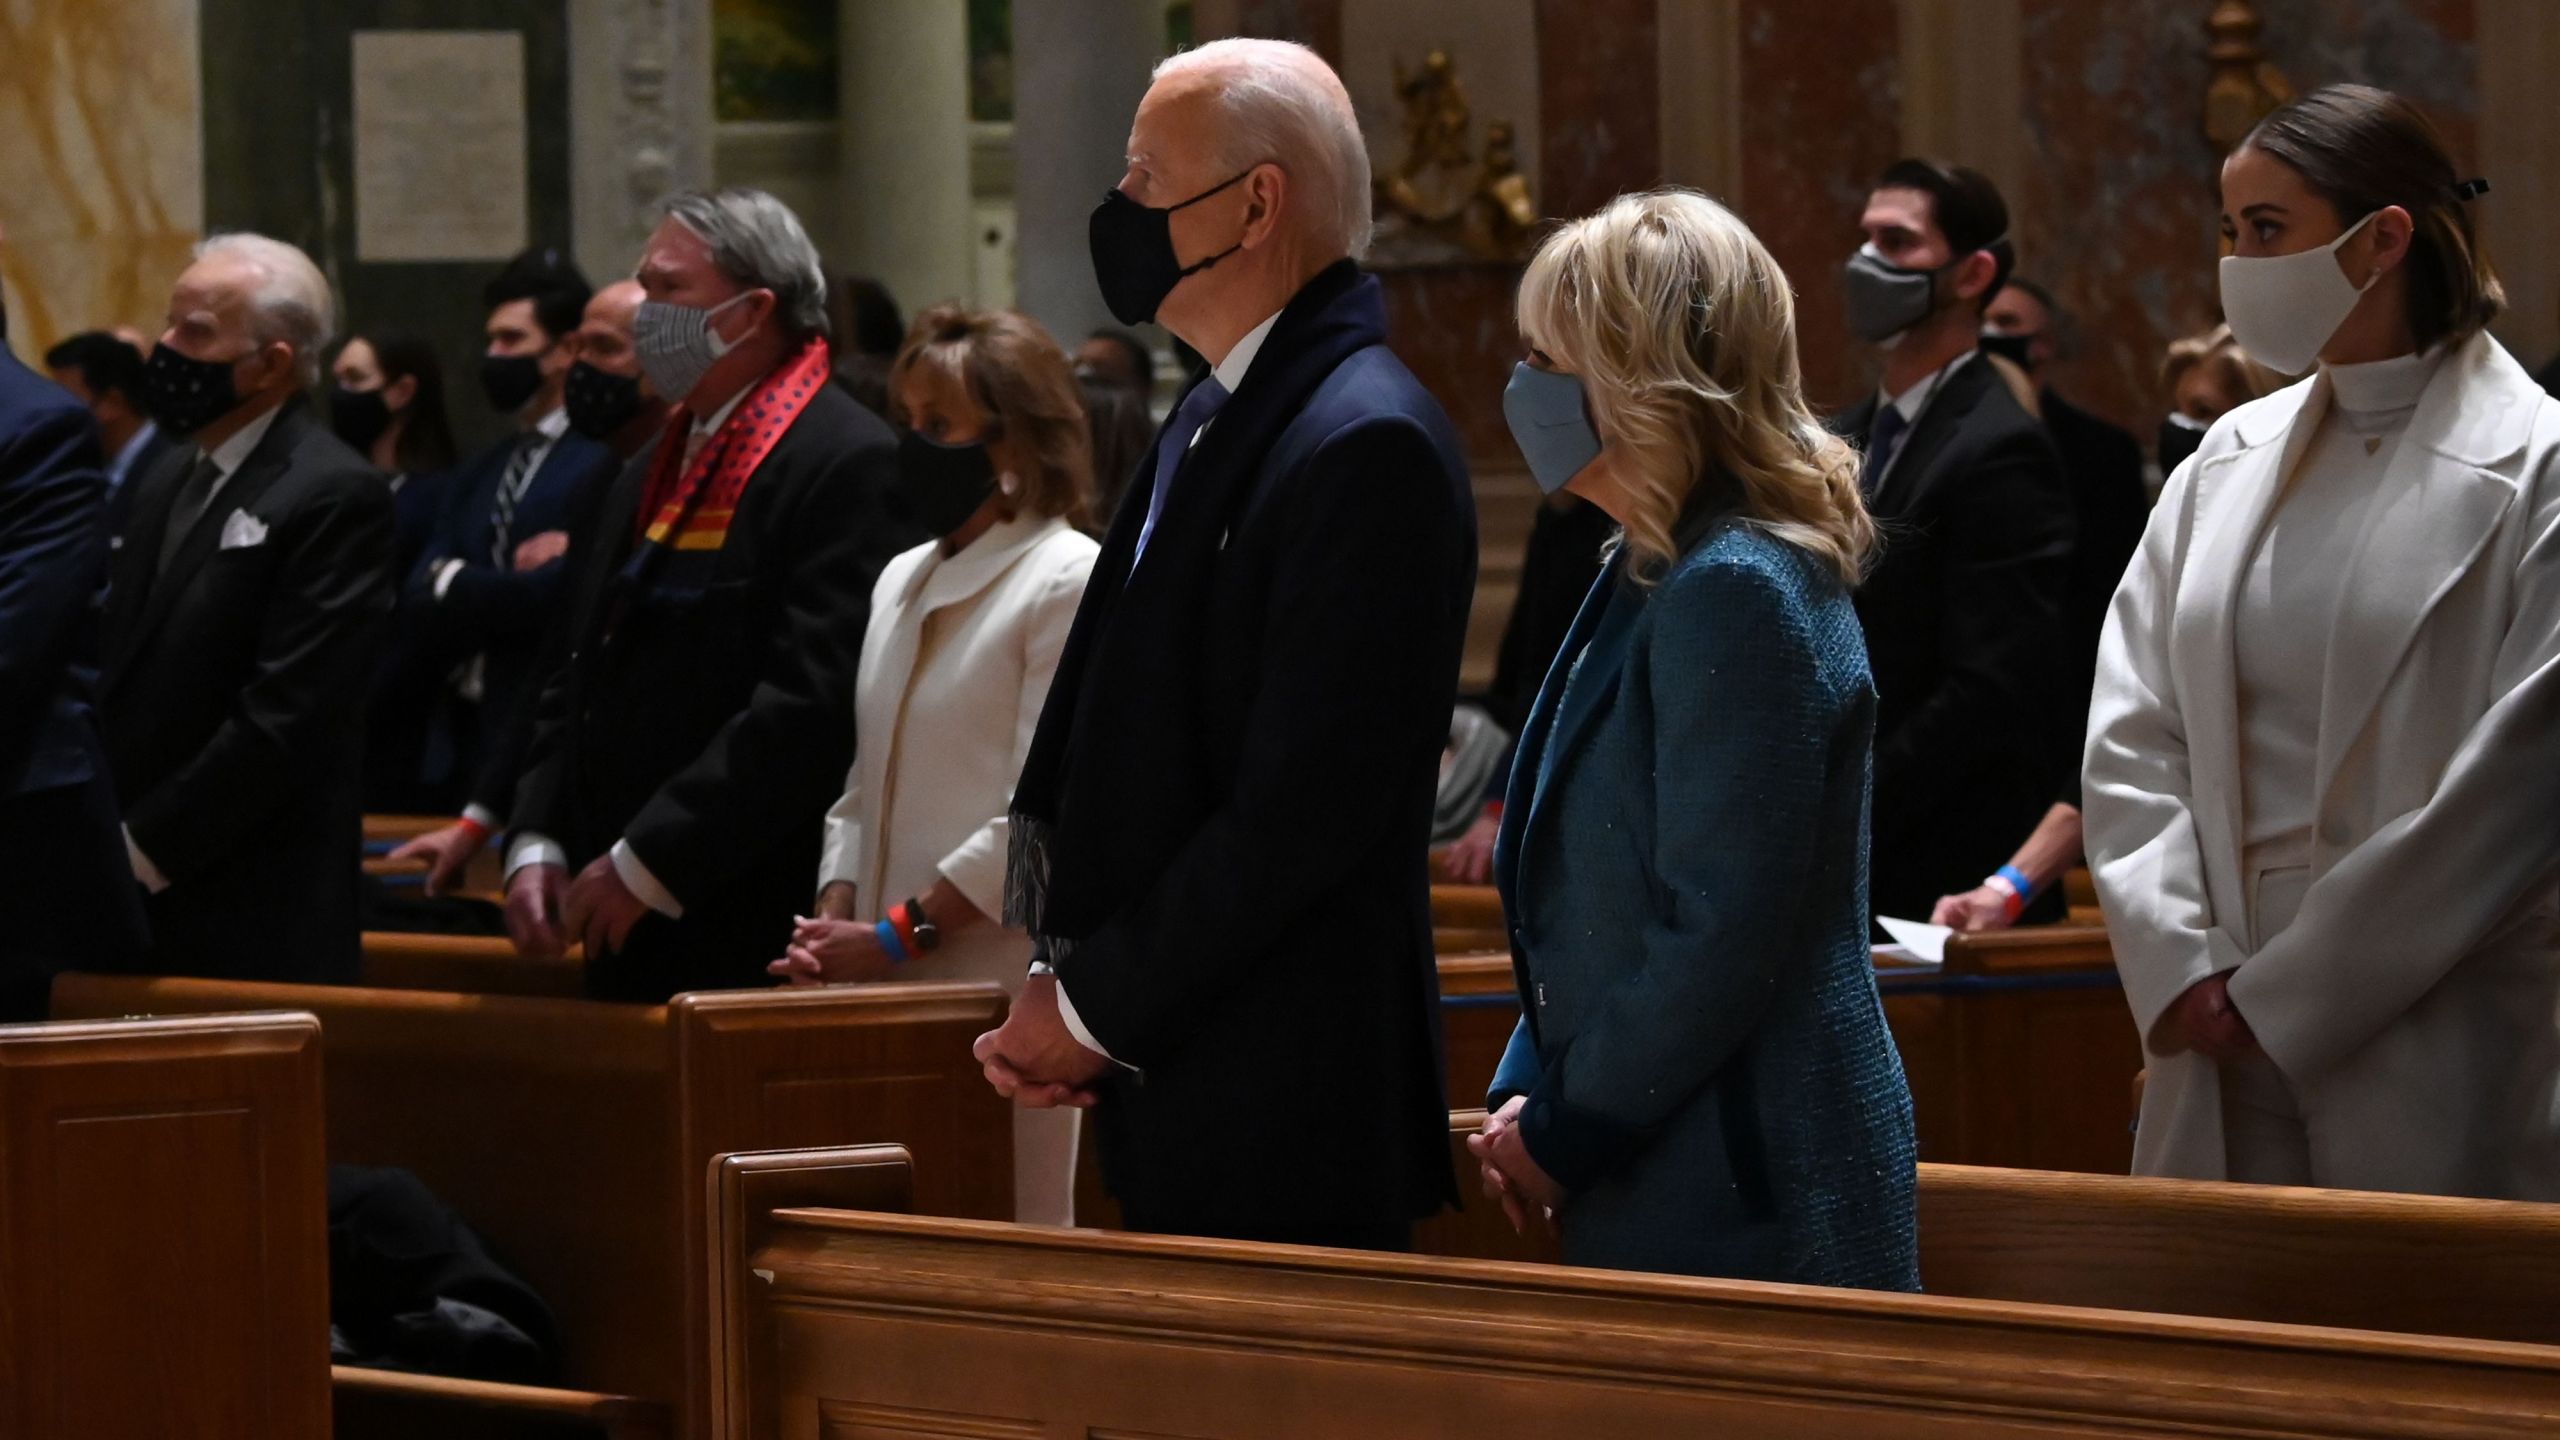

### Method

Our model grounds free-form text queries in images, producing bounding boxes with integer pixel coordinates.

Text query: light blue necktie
[1132,376,1231,571]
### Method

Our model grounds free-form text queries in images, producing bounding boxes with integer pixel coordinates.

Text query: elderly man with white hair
[99,231,395,983]
[500,187,916,1002]
[976,39,1477,1250]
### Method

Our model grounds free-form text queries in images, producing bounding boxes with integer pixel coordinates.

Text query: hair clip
[2453,177,2491,202]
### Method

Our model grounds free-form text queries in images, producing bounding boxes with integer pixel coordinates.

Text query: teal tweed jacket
[1489,511,1918,1290]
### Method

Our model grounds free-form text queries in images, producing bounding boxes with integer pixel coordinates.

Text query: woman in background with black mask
[329,331,456,578]
[770,303,1097,1226]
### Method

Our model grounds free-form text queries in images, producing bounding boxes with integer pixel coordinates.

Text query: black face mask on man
[563,360,646,441]
[144,343,248,437]
[480,350,547,413]
[1087,170,1252,326]
[895,428,1002,538]
[1977,327,2041,376]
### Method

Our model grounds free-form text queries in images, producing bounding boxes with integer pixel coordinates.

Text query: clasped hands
[2163,971,2258,1060]
[1468,1095,1566,1238]
[972,974,1108,1109]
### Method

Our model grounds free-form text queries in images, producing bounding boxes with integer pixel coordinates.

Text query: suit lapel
[103,442,194,683]
[110,408,299,683]
[1869,359,1991,513]
[2311,335,2530,801]
[1495,560,1614,912]
[1519,567,1644,863]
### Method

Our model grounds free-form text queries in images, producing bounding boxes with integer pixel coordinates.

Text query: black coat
[1011,263,1476,1232]
[1833,356,2074,921]
[510,383,914,1001]
[100,396,396,982]
[2042,388,2151,804]
[0,349,147,1013]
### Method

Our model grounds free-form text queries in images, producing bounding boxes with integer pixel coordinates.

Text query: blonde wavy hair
[1517,189,1876,587]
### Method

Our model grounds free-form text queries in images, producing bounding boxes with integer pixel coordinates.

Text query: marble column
[1012,0,1164,348]
[568,0,715,286]
[839,0,973,316]
[1897,0,2025,230]
[1656,0,1743,204]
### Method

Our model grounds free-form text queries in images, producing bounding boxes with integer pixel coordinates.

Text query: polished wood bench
[51,974,1012,1440]
[1440,925,2142,1175]
[718,1167,2560,1438]
[0,1011,330,1440]
[359,931,586,997]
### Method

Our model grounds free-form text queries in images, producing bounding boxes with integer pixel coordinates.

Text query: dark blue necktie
[1860,403,1909,499]
[1132,376,1231,571]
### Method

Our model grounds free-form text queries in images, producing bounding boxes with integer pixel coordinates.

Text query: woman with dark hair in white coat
[2086,84,2560,1197]
[769,304,1098,1225]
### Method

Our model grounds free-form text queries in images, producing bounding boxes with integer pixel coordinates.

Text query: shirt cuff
[432,557,466,600]
[1028,962,1138,1075]
[461,803,503,831]
[124,825,170,894]
[504,831,568,881]
[609,839,685,919]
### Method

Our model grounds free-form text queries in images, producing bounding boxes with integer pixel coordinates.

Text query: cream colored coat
[817,511,1097,1223]
[2086,331,2560,1198]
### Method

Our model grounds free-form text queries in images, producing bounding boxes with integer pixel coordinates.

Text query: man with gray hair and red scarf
[501,187,917,1001]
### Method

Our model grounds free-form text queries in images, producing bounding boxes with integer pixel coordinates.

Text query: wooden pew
[0,1011,330,1440]
[1440,926,2142,1175]
[1430,882,1506,954]
[362,813,505,904]
[51,974,1012,1440]
[359,931,586,997]
[718,1182,2560,1438]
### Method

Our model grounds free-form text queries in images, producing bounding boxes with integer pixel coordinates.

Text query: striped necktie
[489,435,542,566]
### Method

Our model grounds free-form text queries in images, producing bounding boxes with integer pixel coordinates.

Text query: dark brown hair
[1876,157,2014,310]
[2243,84,2504,353]
[890,305,1094,530]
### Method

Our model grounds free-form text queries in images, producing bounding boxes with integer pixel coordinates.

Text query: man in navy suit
[977,39,1476,1249]
[43,330,173,547]
[397,246,617,811]
[0,305,149,1016]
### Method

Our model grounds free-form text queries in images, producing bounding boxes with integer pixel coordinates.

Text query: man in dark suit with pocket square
[972,40,1475,1251]
[100,234,395,982]
[0,305,148,1016]
[1828,159,2076,925]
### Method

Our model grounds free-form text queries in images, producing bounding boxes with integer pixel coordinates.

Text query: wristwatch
[903,896,942,955]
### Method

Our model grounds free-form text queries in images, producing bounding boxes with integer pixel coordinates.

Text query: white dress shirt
[1039,309,1281,1063]
[124,404,284,891]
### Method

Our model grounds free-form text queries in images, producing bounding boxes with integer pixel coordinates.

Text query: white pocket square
[219,510,269,550]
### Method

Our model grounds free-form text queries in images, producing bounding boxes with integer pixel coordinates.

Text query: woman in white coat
[2087,84,2560,1198]
[769,304,1100,1225]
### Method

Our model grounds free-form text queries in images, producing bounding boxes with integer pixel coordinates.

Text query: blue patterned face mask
[1502,361,1602,495]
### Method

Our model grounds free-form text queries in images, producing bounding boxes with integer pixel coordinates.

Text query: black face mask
[2158,414,2209,476]
[329,385,394,455]
[1978,328,2041,376]
[1087,170,1252,326]
[480,351,547,414]
[144,343,246,437]
[563,360,646,441]
[896,428,1000,538]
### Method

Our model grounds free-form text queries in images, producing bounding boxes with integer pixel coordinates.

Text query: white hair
[192,232,334,386]
[661,188,832,340]
[1154,39,1372,263]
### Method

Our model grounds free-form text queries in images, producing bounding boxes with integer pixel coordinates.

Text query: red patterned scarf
[633,335,833,549]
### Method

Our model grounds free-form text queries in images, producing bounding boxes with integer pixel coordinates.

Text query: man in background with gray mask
[1827,158,2074,929]
[498,187,918,1001]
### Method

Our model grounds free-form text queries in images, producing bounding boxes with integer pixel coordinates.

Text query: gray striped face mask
[633,291,753,403]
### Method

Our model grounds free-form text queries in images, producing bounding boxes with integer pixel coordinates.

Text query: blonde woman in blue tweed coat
[1470,190,1919,1289]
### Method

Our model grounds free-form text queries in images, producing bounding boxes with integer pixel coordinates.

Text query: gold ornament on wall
[1373,48,1539,263]
[2202,0,2294,153]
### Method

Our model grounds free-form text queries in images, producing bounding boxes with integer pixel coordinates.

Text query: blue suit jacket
[0,348,147,992]
[1489,514,1917,1289]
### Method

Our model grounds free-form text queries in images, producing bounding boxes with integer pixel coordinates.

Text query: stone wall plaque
[352,30,530,262]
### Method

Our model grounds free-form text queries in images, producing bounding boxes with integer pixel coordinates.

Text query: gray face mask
[633,292,753,403]
[1502,361,1602,495]
[1840,244,1946,344]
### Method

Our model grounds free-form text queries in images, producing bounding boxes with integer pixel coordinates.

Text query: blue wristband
[1995,865,2036,901]
[874,918,911,965]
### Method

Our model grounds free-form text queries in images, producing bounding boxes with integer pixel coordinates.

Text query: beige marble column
[838,0,974,316]
[568,0,715,285]
[1896,0,2025,230]
[1012,0,1165,346]
[1656,0,1743,204]
[2480,0,2560,370]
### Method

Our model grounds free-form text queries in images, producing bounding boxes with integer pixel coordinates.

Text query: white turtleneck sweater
[2234,348,2446,857]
